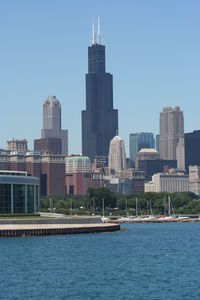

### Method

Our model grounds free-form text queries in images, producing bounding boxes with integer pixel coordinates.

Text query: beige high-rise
[108,135,126,173]
[176,137,185,170]
[159,106,184,160]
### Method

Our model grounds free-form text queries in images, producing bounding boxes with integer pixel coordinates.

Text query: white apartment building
[145,181,155,192]
[151,172,189,193]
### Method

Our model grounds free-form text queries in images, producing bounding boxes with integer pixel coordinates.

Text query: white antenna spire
[92,17,95,45]
[97,16,101,44]
[89,34,92,46]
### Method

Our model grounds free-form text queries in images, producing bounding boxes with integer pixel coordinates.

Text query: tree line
[40,188,200,216]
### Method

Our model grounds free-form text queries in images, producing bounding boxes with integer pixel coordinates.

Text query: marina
[109,216,200,224]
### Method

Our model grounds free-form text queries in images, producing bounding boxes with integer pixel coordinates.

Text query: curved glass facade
[0,172,39,214]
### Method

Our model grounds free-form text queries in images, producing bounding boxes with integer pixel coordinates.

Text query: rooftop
[139,148,158,153]
[65,156,91,163]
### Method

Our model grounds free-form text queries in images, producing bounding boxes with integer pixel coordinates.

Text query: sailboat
[117,199,132,222]
[142,200,156,221]
[158,196,176,220]
[129,198,144,221]
[101,199,109,223]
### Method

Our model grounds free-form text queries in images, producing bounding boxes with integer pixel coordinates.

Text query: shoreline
[109,217,200,224]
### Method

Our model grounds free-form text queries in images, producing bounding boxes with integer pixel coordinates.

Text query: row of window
[0,184,38,214]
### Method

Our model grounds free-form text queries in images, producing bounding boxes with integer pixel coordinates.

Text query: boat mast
[102,198,104,217]
[136,198,138,217]
[168,196,171,216]
[147,200,149,216]
[150,200,153,215]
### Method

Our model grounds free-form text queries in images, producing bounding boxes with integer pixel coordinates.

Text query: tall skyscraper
[108,135,126,173]
[155,134,160,152]
[159,106,184,160]
[185,130,200,170]
[129,132,155,163]
[176,137,185,170]
[82,18,118,162]
[41,96,68,155]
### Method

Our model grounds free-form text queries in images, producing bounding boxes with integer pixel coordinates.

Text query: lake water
[1,223,200,300]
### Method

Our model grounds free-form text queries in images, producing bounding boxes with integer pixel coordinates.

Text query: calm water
[1,223,200,300]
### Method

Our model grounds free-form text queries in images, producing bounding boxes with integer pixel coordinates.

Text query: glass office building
[129,132,155,163]
[0,171,39,214]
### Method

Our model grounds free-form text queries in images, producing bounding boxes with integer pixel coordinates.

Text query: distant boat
[117,216,131,222]
[101,216,109,223]
[142,215,156,221]
[124,198,147,222]
[176,216,189,220]
[142,200,156,221]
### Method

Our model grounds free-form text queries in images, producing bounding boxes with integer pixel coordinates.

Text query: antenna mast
[92,17,95,45]
[97,16,101,44]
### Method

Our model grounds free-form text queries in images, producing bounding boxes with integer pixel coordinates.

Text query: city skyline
[1,1,200,156]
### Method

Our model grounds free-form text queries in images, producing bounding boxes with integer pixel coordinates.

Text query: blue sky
[0,0,200,156]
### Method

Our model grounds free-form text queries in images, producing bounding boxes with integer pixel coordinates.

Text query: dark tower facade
[82,19,118,162]
[185,130,200,170]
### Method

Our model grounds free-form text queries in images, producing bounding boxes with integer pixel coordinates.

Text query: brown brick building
[34,138,62,155]
[40,154,65,197]
[0,150,65,197]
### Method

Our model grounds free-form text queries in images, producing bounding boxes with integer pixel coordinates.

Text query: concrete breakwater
[0,223,120,237]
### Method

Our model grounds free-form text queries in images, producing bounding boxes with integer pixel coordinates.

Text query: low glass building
[0,171,39,214]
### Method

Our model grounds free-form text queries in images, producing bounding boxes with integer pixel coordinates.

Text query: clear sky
[0,0,200,156]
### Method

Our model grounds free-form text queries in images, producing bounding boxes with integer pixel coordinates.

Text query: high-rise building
[34,137,62,155]
[7,139,28,152]
[185,130,200,170]
[25,151,41,179]
[138,159,177,181]
[0,150,10,170]
[129,132,155,163]
[189,165,200,195]
[65,155,92,195]
[156,134,160,152]
[152,172,189,193]
[41,96,68,155]
[159,106,184,160]
[82,18,118,162]
[135,148,160,169]
[0,149,66,197]
[40,154,65,197]
[108,135,126,173]
[65,155,91,173]
[9,151,26,172]
[176,137,185,170]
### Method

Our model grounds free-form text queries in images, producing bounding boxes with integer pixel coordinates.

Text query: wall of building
[0,172,39,214]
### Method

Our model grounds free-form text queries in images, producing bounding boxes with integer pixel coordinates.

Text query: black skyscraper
[185,130,200,170]
[82,19,118,162]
